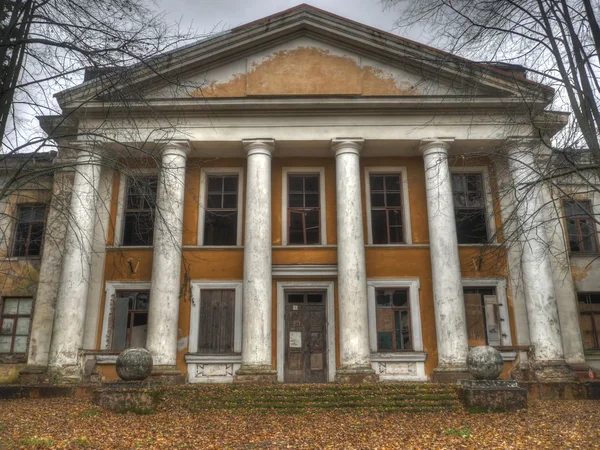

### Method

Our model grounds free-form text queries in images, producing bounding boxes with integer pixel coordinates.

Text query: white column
[237,139,276,380]
[507,140,569,375]
[420,139,469,375]
[332,138,374,381]
[146,141,190,368]
[48,144,102,374]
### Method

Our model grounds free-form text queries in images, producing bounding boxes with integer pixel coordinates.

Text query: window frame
[110,290,150,351]
[364,167,412,245]
[281,167,327,246]
[188,281,243,355]
[0,297,34,355]
[577,292,600,350]
[374,288,412,352]
[101,282,151,350]
[10,203,47,258]
[198,167,244,247]
[367,279,422,353]
[462,278,512,348]
[114,170,159,247]
[450,166,497,245]
[563,199,599,254]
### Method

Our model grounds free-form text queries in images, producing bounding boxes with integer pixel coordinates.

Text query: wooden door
[284,292,327,383]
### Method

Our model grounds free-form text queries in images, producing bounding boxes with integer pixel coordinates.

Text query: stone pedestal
[234,365,278,384]
[335,367,377,384]
[459,380,527,411]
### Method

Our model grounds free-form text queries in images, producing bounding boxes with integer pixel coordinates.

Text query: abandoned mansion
[1,5,599,384]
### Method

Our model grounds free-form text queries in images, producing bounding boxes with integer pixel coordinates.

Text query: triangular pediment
[147,36,502,99]
[56,4,553,107]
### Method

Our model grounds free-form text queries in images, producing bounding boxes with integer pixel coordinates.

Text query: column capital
[331,138,364,157]
[242,139,275,157]
[419,138,454,157]
[505,136,542,154]
[70,141,103,162]
[157,140,191,158]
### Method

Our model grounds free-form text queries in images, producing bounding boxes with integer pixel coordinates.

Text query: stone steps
[164,384,462,412]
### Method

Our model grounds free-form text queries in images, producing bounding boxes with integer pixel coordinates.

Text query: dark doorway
[284,292,327,383]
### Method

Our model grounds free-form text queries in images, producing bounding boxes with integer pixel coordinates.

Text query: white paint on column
[27,168,74,366]
[146,141,190,367]
[420,140,469,368]
[507,141,565,362]
[332,139,371,368]
[48,147,102,368]
[241,139,274,368]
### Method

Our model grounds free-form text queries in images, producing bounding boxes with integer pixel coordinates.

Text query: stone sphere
[116,348,153,381]
[466,346,504,380]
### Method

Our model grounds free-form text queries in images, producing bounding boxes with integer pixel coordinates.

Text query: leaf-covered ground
[0,393,599,449]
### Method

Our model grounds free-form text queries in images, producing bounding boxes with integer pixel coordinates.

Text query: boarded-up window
[198,289,235,354]
[204,175,238,245]
[122,177,157,246]
[578,293,600,350]
[369,174,404,244]
[288,174,320,245]
[452,173,488,244]
[112,291,149,350]
[464,287,500,347]
[375,289,411,351]
[0,297,33,354]
[12,205,46,257]
[564,201,598,253]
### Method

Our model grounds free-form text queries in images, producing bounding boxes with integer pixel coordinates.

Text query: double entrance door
[284,291,327,383]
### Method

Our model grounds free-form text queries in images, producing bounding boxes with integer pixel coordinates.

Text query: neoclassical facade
[1,5,598,383]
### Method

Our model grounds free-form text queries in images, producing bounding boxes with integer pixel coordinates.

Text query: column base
[234,365,278,384]
[335,365,377,384]
[432,365,473,383]
[149,365,186,385]
[531,360,575,382]
[46,365,82,384]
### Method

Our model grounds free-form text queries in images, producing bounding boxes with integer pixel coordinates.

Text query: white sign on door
[289,331,302,348]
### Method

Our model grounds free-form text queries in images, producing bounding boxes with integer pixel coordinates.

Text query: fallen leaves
[0,385,598,449]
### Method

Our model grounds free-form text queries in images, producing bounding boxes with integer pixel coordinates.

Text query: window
[375,289,411,351]
[452,173,488,244]
[11,205,46,257]
[463,287,500,347]
[122,176,157,246]
[0,297,33,354]
[111,291,149,350]
[287,174,321,245]
[369,174,404,244]
[564,200,598,253]
[198,289,235,354]
[578,293,600,350]
[204,175,238,246]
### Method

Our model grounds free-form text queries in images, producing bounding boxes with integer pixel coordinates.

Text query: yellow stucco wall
[93,154,516,381]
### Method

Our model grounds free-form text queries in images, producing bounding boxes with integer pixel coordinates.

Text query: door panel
[284,292,327,383]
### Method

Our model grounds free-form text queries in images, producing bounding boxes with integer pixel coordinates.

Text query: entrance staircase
[165,383,461,413]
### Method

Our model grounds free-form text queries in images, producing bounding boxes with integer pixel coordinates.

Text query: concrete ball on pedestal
[116,348,153,381]
[466,346,504,380]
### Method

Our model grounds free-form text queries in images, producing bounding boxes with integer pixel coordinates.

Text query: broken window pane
[122,177,157,246]
[375,289,411,351]
[11,205,47,257]
[0,297,34,354]
[287,174,321,245]
[369,174,405,244]
[204,175,239,246]
[452,173,488,244]
[112,291,149,351]
[564,200,598,253]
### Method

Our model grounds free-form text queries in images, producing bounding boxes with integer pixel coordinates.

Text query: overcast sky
[156,0,425,42]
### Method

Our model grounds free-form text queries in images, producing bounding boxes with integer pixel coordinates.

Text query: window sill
[275,245,337,249]
[569,252,600,258]
[584,350,600,360]
[185,353,242,364]
[106,246,153,250]
[365,244,424,248]
[370,352,427,363]
[2,256,42,262]
[183,246,244,250]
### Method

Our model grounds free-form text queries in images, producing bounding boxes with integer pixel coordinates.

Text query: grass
[443,426,472,438]
[19,436,56,448]
[80,408,102,418]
